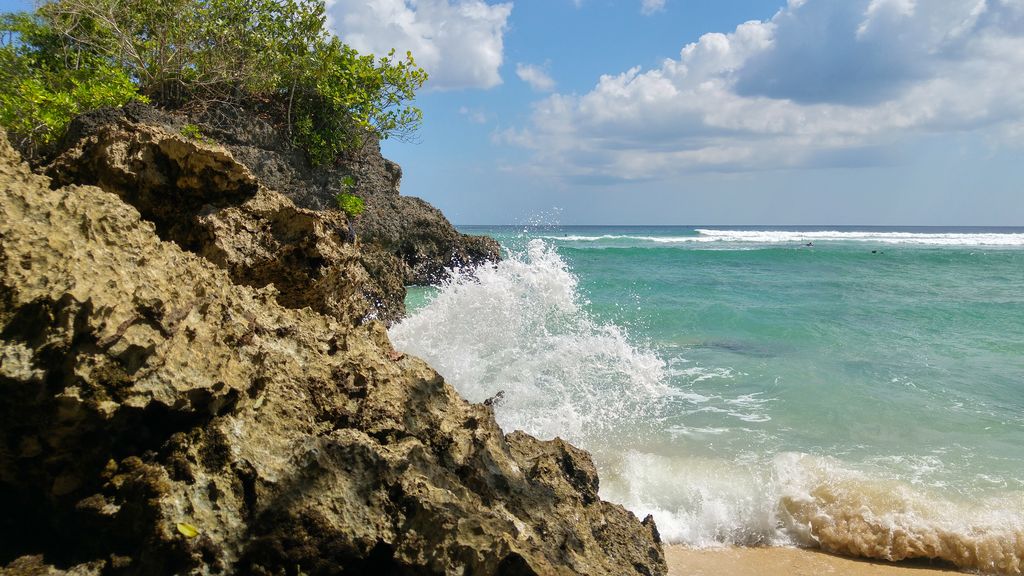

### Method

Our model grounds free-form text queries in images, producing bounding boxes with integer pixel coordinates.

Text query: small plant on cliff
[0,0,426,164]
[336,193,365,218]
[336,176,365,218]
[179,123,205,141]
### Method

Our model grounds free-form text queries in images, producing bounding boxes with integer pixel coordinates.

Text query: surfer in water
[805,242,814,247]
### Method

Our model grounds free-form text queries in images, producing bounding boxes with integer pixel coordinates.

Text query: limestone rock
[357,193,502,285]
[1,129,666,574]
[197,103,502,286]
[45,111,405,326]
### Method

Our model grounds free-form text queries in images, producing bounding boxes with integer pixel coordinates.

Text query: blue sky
[4,0,1023,225]
[326,0,1024,226]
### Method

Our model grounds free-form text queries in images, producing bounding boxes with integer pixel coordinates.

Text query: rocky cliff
[197,105,501,286]
[52,103,500,289]
[43,111,404,327]
[0,122,666,575]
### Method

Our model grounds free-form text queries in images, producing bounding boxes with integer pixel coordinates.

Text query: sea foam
[604,450,1024,573]
[778,453,1024,574]
[694,229,1024,246]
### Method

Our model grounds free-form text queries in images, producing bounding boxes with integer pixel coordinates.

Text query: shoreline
[666,545,966,576]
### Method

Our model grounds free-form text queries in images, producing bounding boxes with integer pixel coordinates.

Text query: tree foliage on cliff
[0,12,143,158]
[0,0,426,163]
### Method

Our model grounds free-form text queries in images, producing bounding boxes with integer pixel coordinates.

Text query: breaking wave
[604,451,1024,574]
[540,229,1024,246]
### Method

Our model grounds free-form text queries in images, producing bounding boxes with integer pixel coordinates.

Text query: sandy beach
[666,546,964,576]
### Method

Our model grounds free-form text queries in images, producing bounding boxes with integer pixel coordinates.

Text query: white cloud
[326,0,513,91]
[858,0,916,37]
[502,0,1024,181]
[641,0,666,15]
[459,106,489,124]
[516,63,556,92]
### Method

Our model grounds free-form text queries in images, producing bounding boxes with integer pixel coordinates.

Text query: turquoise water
[391,226,1024,571]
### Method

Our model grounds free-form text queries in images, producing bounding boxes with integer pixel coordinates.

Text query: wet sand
[666,546,965,576]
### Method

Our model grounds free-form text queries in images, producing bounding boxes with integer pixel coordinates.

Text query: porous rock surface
[0,126,666,575]
[45,111,405,325]
[356,193,502,285]
[199,104,501,285]
[55,103,500,287]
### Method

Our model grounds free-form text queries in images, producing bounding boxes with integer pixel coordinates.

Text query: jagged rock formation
[0,126,666,575]
[56,103,500,287]
[356,194,503,285]
[200,104,501,285]
[45,112,405,326]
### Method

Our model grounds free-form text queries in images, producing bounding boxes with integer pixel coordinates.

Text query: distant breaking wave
[540,230,1024,246]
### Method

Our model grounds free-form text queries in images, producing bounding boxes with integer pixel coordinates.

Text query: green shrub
[336,192,365,218]
[290,44,426,165]
[0,0,426,163]
[336,177,364,217]
[179,123,204,141]
[0,12,143,158]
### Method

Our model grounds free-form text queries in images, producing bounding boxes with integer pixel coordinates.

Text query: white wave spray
[389,238,667,444]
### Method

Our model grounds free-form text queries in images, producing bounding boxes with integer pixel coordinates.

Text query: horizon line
[453,223,1024,229]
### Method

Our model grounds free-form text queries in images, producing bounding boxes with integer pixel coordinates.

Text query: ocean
[389,226,1024,572]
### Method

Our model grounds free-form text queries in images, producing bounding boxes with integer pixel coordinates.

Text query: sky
[4,0,1023,225]
[324,0,1024,226]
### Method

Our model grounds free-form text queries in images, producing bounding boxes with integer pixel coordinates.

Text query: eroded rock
[45,112,405,325]
[190,103,502,284]
[1,129,665,574]
[357,193,502,285]
[91,103,501,286]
